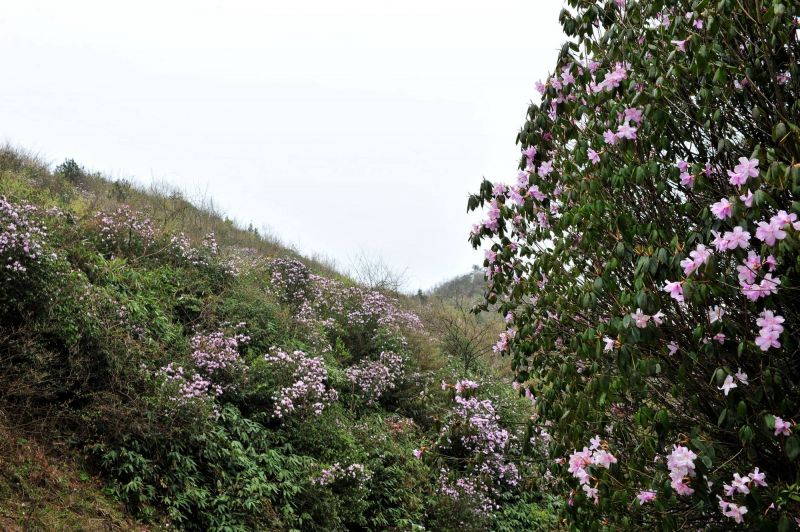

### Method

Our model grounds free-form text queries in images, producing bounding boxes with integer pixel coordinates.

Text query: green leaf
[786,436,800,461]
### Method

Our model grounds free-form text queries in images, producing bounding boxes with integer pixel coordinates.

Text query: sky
[0,0,565,291]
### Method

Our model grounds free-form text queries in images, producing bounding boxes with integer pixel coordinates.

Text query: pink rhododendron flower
[723,503,748,524]
[773,209,798,228]
[603,129,617,145]
[671,39,687,52]
[711,230,727,252]
[719,375,737,396]
[756,310,784,351]
[711,198,733,220]
[623,107,643,124]
[708,305,724,323]
[680,170,695,188]
[587,147,600,165]
[538,160,553,177]
[735,368,748,385]
[636,491,656,504]
[667,445,697,496]
[755,219,786,246]
[722,226,750,250]
[680,244,711,276]
[739,189,754,207]
[750,467,766,487]
[736,251,760,285]
[523,145,537,163]
[774,416,792,437]
[662,280,684,302]
[632,308,649,328]
[667,341,678,355]
[592,450,617,469]
[616,123,637,140]
[727,157,759,186]
[603,336,615,352]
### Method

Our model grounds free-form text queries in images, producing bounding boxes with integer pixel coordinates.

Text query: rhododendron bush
[469,0,799,528]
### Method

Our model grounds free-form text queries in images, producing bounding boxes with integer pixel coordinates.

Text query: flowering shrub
[268,257,313,305]
[189,328,249,375]
[468,1,799,528]
[94,206,156,256]
[0,197,53,277]
[267,257,423,359]
[262,348,338,419]
[158,362,223,403]
[154,328,250,416]
[345,351,405,404]
[168,231,219,267]
[432,382,521,523]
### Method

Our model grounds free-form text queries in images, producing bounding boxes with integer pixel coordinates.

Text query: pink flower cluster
[755,210,797,246]
[312,462,371,487]
[0,196,52,275]
[717,467,766,524]
[268,258,312,304]
[566,435,618,503]
[263,348,338,419]
[169,231,220,267]
[158,362,223,404]
[95,206,155,252]
[435,387,520,517]
[680,243,711,276]
[190,328,250,374]
[589,62,629,93]
[345,351,405,404]
[282,263,422,349]
[755,310,784,351]
[492,327,516,353]
[666,445,697,496]
[773,416,793,437]
[631,308,664,328]
[437,469,496,518]
[736,251,779,301]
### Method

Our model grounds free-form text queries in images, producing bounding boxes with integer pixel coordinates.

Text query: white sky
[0,0,565,291]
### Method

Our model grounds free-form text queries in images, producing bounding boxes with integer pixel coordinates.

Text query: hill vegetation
[0,147,555,530]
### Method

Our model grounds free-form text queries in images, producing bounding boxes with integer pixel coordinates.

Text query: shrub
[469,0,799,528]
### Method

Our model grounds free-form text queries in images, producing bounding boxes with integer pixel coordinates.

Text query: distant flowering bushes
[468,0,799,528]
[156,328,250,413]
[268,257,312,305]
[169,231,220,267]
[95,206,156,256]
[312,462,372,487]
[263,348,338,419]
[345,351,404,405]
[0,196,54,276]
[190,328,249,375]
[267,256,423,357]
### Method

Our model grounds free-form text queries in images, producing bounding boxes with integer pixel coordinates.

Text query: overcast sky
[0,0,565,291]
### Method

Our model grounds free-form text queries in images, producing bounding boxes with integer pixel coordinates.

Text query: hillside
[429,268,487,304]
[0,147,555,530]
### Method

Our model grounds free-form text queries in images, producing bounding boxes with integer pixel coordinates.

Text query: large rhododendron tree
[469,0,799,528]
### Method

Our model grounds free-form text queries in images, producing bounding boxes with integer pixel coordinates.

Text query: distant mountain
[429,267,487,303]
